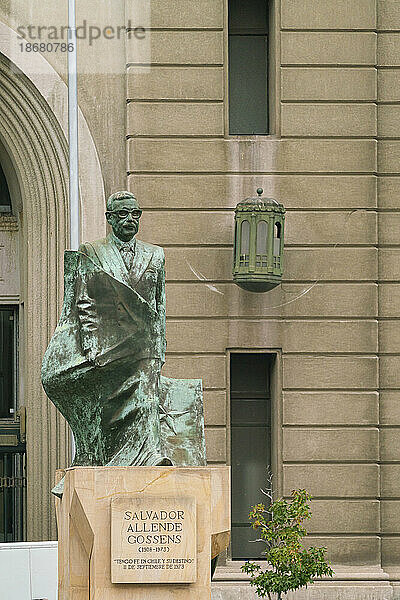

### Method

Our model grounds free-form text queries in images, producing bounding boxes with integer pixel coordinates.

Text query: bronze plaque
[111,496,197,584]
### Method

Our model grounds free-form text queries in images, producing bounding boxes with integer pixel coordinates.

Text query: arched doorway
[0,53,69,541]
[0,154,24,542]
[0,43,105,540]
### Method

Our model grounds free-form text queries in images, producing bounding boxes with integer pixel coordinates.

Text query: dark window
[0,164,11,214]
[229,0,269,134]
[0,309,25,542]
[0,450,26,542]
[0,308,16,418]
[230,353,272,559]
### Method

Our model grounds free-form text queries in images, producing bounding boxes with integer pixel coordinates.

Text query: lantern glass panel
[234,220,239,253]
[273,221,281,256]
[240,220,250,267]
[256,220,268,267]
[256,220,267,254]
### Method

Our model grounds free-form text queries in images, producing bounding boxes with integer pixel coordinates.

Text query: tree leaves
[242,489,334,599]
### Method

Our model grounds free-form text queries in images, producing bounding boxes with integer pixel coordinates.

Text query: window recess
[228,0,269,135]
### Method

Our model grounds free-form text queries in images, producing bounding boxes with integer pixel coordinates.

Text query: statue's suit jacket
[41,234,168,468]
[76,233,166,364]
[41,235,206,479]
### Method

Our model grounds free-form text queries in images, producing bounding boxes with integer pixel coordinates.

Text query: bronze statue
[42,191,206,496]
[76,191,170,467]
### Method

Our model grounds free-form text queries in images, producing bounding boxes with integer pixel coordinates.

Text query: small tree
[241,480,333,600]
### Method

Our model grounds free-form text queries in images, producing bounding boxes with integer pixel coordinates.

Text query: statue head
[105,191,142,242]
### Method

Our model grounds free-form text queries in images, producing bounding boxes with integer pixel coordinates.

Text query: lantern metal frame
[233,189,285,293]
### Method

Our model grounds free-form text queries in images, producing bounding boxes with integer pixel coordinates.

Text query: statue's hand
[85,347,99,366]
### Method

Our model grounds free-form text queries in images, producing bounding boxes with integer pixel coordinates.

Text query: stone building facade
[1,0,400,597]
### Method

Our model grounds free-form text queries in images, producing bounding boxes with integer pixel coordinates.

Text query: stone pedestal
[56,466,230,599]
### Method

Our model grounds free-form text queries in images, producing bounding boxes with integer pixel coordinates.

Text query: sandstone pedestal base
[56,466,230,599]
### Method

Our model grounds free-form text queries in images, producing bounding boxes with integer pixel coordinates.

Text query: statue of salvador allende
[41,191,206,497]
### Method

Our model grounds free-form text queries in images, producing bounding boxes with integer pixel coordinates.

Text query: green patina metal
[233,188,285,292]
[41,192,206,497]
[160,377,206,467]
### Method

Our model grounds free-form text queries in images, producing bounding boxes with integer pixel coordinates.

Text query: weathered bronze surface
[41,192,206,496]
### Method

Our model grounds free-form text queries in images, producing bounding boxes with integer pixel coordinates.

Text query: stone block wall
[124,0,400,589]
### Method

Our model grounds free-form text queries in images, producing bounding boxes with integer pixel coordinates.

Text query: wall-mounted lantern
[233,188,285,292]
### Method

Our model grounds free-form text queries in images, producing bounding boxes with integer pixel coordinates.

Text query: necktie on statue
[120,243,135,271]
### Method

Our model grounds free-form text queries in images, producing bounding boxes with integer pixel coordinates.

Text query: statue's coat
[42,239,206,493]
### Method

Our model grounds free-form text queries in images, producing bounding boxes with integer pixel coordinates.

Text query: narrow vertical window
[230,353,272,559]
[229,0,269,135]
